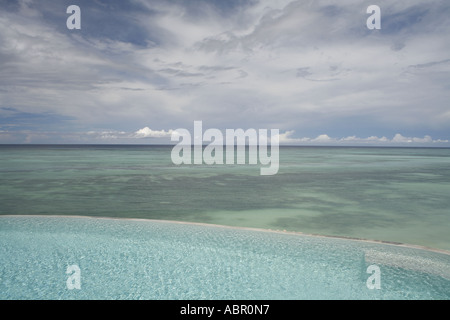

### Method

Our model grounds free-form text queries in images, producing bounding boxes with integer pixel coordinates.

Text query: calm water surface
[1,145,449,250]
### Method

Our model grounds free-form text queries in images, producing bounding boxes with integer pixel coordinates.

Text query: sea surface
[1,145,450,251]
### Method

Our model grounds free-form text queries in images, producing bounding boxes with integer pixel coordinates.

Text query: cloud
[391,134,449,144]
[0,125,449,146]
[0,0,449,143]
[275,131,449,146]
[312,134,334,143]
[134,127,174,138]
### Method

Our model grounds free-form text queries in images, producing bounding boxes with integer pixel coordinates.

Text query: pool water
[1,216,449,300]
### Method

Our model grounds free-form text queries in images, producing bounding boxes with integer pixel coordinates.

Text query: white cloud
[275,131,449,146]
[0,126,448,146]
[276,130,310,143]
[134,127,174,138]
[391,134,449,144]
[312,134,335,143]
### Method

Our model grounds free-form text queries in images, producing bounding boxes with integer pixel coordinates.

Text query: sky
[0,0,449,145]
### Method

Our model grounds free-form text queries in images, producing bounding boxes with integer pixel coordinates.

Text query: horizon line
[1,143,450,149]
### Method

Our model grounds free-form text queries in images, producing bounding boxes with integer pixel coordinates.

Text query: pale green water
[1,145,449,251]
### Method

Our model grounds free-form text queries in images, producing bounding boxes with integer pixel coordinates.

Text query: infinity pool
[1,216,449,299]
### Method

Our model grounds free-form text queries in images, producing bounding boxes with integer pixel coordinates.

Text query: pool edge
[2,214,450,256]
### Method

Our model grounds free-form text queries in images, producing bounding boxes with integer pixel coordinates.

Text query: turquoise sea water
[1,145,449,250]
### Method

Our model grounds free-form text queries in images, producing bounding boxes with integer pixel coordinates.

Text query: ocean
[1,145,449,251]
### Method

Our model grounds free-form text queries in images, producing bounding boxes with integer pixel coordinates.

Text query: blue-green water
[1,145,449,250]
